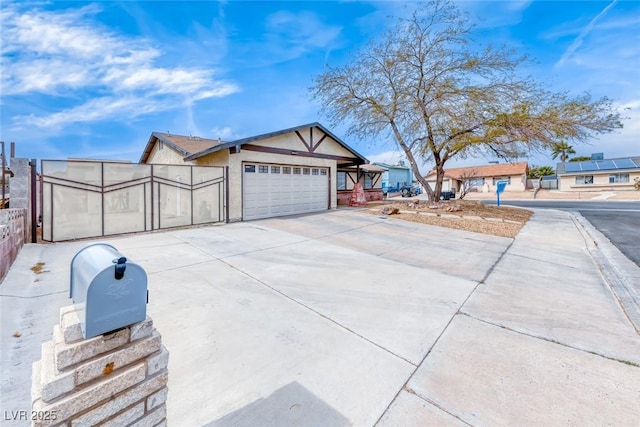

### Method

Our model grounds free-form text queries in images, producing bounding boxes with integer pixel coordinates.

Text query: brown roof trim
[241,144,361,163]
[184,122,368,164]
[139,134,158,163]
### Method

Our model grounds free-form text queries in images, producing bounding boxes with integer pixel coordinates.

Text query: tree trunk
[433,163,445,202]
[407,157,434,200]
[387,122,434,200]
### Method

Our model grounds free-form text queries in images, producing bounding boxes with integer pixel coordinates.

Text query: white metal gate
[42,160,226,242]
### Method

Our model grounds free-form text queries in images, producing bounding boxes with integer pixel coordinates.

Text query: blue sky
[1,1,639,172]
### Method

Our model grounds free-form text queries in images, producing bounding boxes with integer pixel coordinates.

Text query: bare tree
[457,168,479,200]
[311,0,623,201]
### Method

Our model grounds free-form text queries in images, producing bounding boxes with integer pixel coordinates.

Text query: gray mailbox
[70,243,148,339]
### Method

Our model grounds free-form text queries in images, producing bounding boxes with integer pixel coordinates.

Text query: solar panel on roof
[564,163,583,173]
[578,161,599,172]
[612,158,636,169]
[595,160,616,170]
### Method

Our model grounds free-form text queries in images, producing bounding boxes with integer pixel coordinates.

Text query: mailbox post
[70,243,148,339]
[496,180,508,207]
[31,244,167,427]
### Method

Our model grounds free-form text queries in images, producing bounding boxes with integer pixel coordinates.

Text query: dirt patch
[368,200,533,238]
[31,262,48,274]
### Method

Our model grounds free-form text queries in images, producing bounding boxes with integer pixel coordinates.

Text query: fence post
[225,166,230,223]
[31,306,169,426]
[30,159,37,243]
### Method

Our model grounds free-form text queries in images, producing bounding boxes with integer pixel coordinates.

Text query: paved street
[1,209,639,426]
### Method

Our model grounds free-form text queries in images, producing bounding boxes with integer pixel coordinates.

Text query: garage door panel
[243,163,328,220]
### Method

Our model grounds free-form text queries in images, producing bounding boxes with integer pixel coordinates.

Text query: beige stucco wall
[559,171,640,191]
[487,174,526,192]
[425,178,458,192]
[426,174,526,193]
[253,129,357,158]
[147,141,190,164]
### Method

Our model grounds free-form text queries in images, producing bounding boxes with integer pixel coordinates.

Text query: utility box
[70,243,147,339]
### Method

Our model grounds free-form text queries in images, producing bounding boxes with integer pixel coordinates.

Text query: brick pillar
[31,305,169,426]
[349,182,367,207]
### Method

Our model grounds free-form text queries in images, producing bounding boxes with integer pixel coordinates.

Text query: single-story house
[139,122,382,221]
[424,162,529,193]
[336,163,387,205]
[556,156,640,191]
[372,161,413,192]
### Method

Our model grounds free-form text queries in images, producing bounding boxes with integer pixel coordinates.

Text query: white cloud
[457,0,531,28]
[16,96,171,129]
[210,126,238,141]
[261,10,342,63]
[506,1,533,12]
[555,0,618,68]
[1,2,239,128]
[366,150,407,166]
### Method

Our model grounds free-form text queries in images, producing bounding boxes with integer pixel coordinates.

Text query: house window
[575,175,594,185]
[469,178,485,187]
[271,166,280,174]
[337,172,347,190]
[364,173,373,189]
[283,167,291,174]
[158,141,164,150]
[320,169,327,176]
[244,165,256,173]
[293,167,301,175]
[303,168,310,175]
[492,176,511,185]
[312,168,319,175]
[609,173,629,183]
[258,165,268,173]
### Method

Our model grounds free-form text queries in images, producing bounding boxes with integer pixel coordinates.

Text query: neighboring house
[139,123,370,221]
[336,164,386,205]
[425,162,529,193]
[372,161,413,192]
[556,156,640,191]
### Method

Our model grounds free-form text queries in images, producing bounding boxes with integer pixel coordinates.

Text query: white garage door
[243,163,329,220]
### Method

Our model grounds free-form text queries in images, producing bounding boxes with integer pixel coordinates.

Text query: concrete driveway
[2,209,639,426]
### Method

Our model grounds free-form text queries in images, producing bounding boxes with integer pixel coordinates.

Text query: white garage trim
[243,163,329,220]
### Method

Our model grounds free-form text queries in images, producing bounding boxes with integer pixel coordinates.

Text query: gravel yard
[368,200,533,238]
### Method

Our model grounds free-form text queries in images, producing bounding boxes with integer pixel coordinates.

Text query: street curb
[570,212,640,335]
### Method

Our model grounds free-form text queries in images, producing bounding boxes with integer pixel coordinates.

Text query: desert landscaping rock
[369,200,532,237]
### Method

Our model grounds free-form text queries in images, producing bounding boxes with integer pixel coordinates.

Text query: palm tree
[551,141,576,163]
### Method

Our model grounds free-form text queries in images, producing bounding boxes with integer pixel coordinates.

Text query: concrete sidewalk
[1,209,639,426]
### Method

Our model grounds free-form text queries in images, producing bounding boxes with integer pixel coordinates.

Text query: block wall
[31,306,169,426]
[0,208,25,282]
